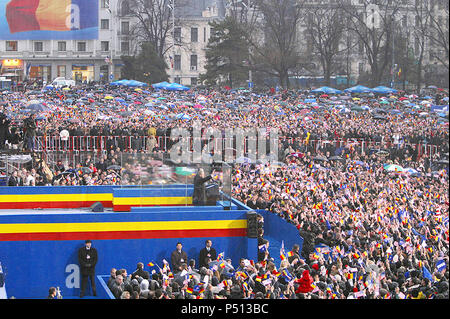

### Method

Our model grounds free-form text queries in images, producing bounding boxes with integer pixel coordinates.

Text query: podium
[205,183,219,206]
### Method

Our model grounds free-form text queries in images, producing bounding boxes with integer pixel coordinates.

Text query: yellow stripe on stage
[0,220,247,234]
[35,0,71,31]
[113,197,193,206]
[0,194,112,203]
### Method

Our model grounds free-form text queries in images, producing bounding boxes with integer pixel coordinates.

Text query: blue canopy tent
[126,80,149,87]
[344,85,373,93]
[165,83,190,91]
[152,81,170,89]
[110,79,148,87]
[311,86,342,94]
[372,86,398,94]
[110,79,129,86]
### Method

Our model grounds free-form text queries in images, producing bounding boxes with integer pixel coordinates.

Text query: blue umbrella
[175,113,191,120]
[344,85,373,93]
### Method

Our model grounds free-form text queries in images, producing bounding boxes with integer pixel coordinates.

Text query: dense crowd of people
[1,83,448,299]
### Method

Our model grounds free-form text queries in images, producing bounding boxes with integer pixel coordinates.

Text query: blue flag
[436,259,446,273]
[422,266,433,282]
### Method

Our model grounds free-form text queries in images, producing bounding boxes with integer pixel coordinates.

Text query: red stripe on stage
[113,204,193,212]
[0,228,248,242]
[0,201,113,210]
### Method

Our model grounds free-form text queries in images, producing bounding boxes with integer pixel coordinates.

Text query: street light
[107,1,115,82]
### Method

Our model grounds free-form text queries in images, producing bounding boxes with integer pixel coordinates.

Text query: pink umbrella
[193,104,204,109]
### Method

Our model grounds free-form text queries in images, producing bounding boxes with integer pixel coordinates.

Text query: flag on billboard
[2,0,98,38]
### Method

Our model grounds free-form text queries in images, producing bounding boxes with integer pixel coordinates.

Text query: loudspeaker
[247,211,258,238]
[90,202,104,212]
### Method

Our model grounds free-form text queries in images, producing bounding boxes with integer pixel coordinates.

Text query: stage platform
[0,185,257,299]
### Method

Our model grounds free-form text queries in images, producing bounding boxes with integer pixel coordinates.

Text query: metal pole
[391,23,395,88]
[109,2,115,82]
[169,0,175,84]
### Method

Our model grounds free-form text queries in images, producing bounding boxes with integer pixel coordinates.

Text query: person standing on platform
[193,168,214,205]
[78,239,98,298]
[199,239,217,268]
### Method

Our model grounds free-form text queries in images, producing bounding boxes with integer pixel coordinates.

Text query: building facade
[0,0,446,88]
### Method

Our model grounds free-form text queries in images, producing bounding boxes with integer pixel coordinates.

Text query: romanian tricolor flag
[5,0,98,34]
[147,262,155,267]
[186,287,193,295]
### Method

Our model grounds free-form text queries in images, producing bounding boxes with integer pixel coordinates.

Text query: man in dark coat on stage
[78,240,98,297]
[193,168,215,205]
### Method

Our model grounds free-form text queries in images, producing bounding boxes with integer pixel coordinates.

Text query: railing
[32,135,441,159]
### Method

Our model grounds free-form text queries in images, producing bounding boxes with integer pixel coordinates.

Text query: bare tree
[127,0,188,58]
[304,3,347,86]
[425,0,449,71]
[245,0,305,89]
[337,0,401,86]
[411,0,432,91]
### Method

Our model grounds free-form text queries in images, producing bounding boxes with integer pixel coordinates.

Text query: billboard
[0,0,98,40]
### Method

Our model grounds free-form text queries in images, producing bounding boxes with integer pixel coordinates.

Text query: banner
[0,0,98,40]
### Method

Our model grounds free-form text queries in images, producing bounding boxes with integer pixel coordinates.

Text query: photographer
[0,112,10,150]
[23,114,37,151]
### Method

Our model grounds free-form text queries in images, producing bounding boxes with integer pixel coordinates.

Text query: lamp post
[168,0,175,84]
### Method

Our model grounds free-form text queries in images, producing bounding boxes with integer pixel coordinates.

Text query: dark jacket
[193,174,212,204]
[78,246,98,275]
[199,246,217,268]
[171,249,188,273]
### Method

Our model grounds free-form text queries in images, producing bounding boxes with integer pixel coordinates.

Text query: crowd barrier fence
[32,135,440,159]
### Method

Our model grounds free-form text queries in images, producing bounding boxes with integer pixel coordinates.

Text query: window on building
[121,1,130,15]
[121,41,130,54]
[358,41,364,55]
[6,41,18,51]
[174,55,181,70]
[77,42,86,52]
[57,41,66,52]
[101,41,110,52]
[174,27,182,43]
[190,54,198,70]
[414,37,420,56]
[358,62,364,74]
[174,76,181,84]
[34,41,43,52]
[121,21,130,34]
[204,27,207,42]
[191,27,198,43]
[101,19,110,30]
[191,77,198,86]
[57,65,66,78]
[101,0,110,8]
[402,15,407,28]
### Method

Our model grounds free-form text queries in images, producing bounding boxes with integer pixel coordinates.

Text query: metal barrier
[33,135,441,159]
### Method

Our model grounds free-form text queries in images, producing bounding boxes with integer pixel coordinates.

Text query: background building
[0,0,447,89]
[0,0,126,83]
